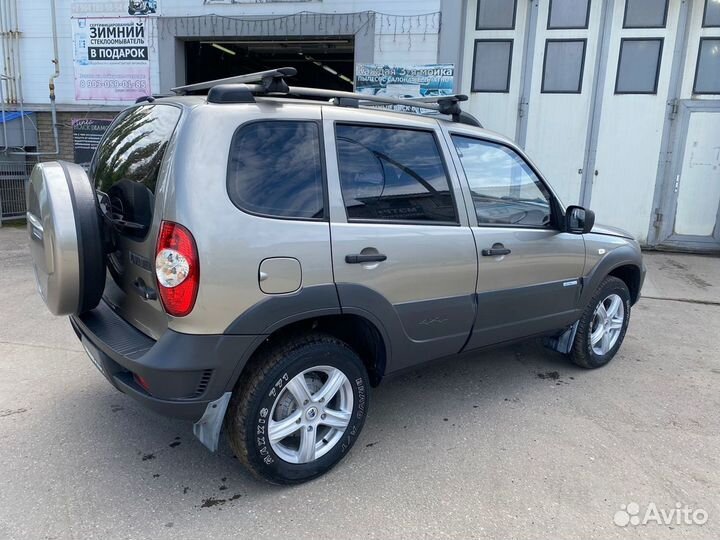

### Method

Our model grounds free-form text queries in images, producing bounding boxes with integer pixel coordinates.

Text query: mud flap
[543,321,579,355]
[193,392,231,452]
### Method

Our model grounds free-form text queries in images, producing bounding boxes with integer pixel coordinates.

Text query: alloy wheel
[268,366,353,464]
[590,293,625,356]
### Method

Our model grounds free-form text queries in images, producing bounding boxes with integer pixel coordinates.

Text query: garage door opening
[184,38,355,91]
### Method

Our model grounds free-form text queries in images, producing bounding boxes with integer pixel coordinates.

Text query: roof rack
[134,93,173,104]
[172,67,297,95]
[171,67,482,127]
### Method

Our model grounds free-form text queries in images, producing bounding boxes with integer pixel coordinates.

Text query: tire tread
[225,332,356,484]
[570,276,630,369]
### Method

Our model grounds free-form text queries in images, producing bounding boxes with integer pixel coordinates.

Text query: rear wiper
[107,216,145,230]
[96,190,145,230]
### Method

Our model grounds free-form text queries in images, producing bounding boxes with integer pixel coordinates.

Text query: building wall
[15,0,443,105]
[35,111,119,161]
[12,0,718,250]
[460,0,720,248]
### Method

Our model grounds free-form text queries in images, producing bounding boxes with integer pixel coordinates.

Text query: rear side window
[227,121,325,220]
[335,124,458,224]
[91,104,181,239]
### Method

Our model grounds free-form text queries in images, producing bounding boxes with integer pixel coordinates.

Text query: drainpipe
[15,0,59,156]
[0,0,11,104]
[7,0,17,104]
[47,0,61,153]
[0,75,9,152]
[11,0,28,147]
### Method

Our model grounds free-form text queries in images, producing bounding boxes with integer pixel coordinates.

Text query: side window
[452,136,553,228]
[335,124,458,224]
[227,121,325,220]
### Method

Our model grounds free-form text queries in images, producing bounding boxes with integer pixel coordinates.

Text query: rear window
[91,104,181,239]
[226,121,325,220]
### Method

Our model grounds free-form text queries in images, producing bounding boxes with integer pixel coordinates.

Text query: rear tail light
[155,221,199,317]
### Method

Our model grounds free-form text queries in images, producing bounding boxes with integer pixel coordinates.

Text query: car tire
[569,276,631,369]
[225,333,370,485]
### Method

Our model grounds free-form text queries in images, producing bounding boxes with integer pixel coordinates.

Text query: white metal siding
[461,0,720,247]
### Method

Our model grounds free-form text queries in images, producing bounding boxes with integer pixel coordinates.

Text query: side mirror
[565,205,595,234]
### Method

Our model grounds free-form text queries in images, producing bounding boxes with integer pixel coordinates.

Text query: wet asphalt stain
[0,408,27,418]
[365,441,379,448]
[665,259,689,271]
[110,405,124,413]
[662,259,712,289]
[200,494,242,508]
[537,371,572,385]
[142,453,156,461]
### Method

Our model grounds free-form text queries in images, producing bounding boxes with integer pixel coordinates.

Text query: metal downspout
[14,0,60,156]
[11,0,28,148]
[0,76,9,152]
[7,0,17,104]
[0,0,11,105]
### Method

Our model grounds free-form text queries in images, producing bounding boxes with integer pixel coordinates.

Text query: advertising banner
[355,63,455,113]
[72,17,151,101]
[72,118,113,170]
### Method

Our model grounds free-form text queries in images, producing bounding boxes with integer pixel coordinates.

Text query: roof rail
[171,67,481,126]
[355,94,482,127]
[134,93,174,104]
[171,67,297,95]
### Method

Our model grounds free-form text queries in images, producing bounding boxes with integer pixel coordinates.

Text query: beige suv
[26,68,644,484]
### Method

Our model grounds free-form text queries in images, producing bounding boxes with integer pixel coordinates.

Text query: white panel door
[522,0,603,207]
[461,0,532,139]
[656,102,720,251]
[588,0,682,243]
[674,112,720,237]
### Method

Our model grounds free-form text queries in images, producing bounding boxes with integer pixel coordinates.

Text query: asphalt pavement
[1,225,718,539]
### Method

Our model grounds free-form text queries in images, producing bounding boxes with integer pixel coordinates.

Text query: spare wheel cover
[26,161,105,315]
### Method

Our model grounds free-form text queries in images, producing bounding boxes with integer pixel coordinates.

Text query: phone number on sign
[79,79,148,89]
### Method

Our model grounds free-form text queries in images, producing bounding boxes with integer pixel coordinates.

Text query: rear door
[91,103,182,339]
[323,109,478,373]
[443,127,586,349]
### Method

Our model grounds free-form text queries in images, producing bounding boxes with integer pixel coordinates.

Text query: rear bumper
[70,300,257,421]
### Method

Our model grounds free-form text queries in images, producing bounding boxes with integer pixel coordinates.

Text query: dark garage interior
[184,37,355,90]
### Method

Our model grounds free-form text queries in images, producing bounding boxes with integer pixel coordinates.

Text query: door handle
[481,243,511,257]
[345,253,387,264]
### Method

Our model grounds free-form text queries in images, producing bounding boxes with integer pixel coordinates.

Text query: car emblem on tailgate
[129,251,153,272]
